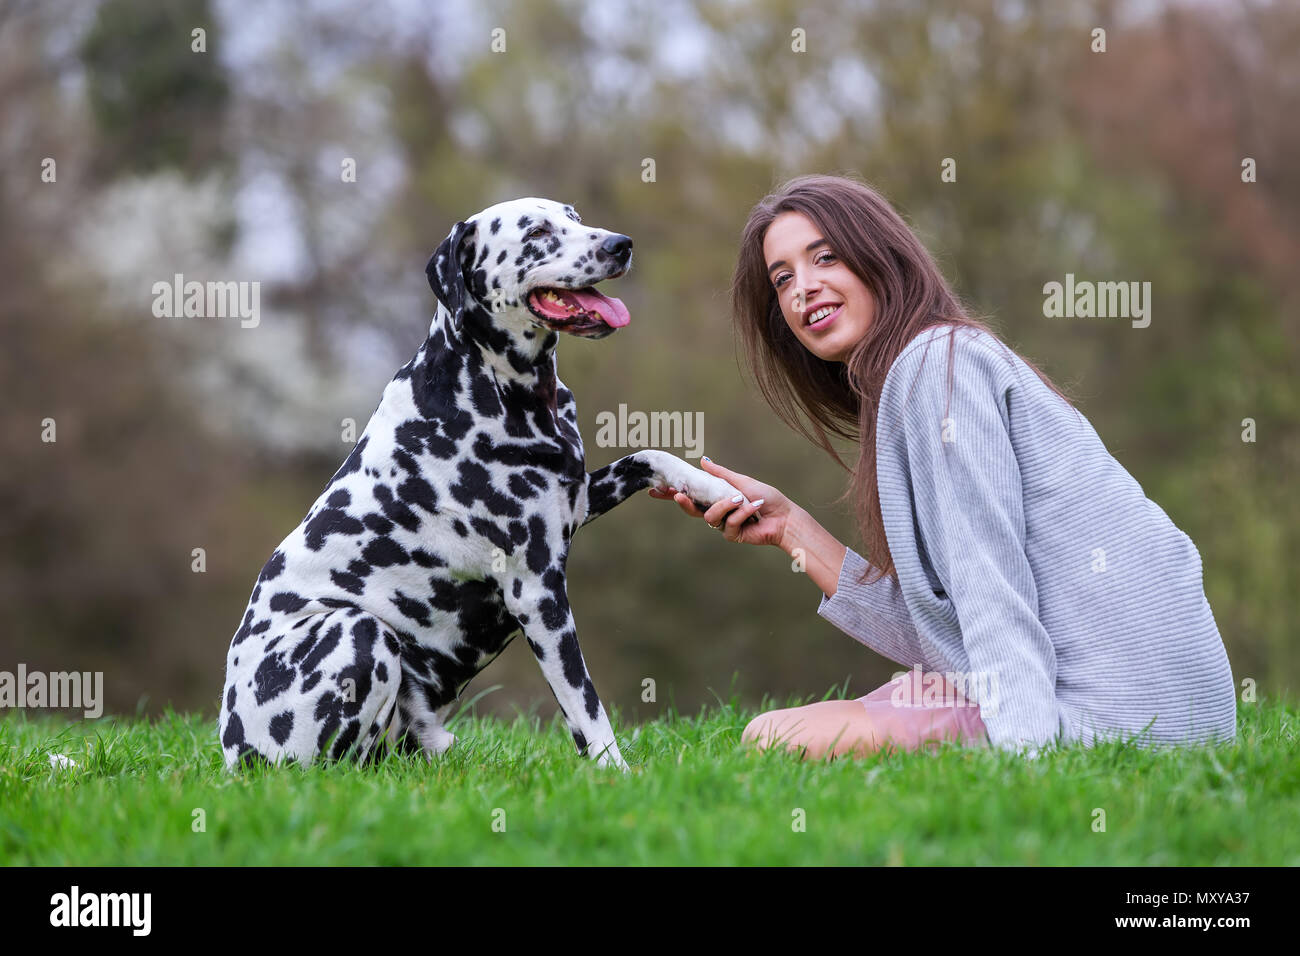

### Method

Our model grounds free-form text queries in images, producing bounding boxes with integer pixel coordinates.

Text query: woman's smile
[804,303,842,330]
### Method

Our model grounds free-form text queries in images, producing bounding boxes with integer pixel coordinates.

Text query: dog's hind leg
[384,675,459,761]
[223,608,403,767]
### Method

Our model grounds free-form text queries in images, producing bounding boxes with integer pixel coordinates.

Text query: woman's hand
[647,457,792,548]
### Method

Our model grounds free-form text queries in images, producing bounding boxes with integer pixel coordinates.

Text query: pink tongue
[567,288,630,328]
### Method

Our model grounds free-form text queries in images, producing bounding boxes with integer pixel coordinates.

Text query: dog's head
[426,198,633,345]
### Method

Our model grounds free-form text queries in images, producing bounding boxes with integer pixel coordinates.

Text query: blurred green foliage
[80,0,230,177]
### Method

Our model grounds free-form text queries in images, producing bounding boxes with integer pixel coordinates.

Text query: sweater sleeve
[816,546,929,669]
[885,336,1061,757]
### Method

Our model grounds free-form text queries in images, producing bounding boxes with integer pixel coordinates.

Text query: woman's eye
[773,252,834,289]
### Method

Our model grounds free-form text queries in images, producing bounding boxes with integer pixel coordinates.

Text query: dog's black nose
[601,234,633,262]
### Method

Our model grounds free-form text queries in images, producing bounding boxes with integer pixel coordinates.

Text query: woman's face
[762,211,876,363]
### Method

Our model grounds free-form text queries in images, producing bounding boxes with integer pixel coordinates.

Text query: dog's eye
[525,226,550,240]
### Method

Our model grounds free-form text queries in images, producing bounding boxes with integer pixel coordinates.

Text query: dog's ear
[426,219,475,329]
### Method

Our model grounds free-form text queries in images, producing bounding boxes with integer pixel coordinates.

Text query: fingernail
[702,456,710,462]
[731,494,743,503]
[751,498,765,507]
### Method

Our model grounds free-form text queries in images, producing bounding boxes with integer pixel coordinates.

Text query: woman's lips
[806,304,842,331]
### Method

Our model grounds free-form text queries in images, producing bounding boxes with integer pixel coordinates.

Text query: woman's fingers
[650,481,760,531]
[724,496,765,534]
[703,492,746,527]
[672,491,707,519]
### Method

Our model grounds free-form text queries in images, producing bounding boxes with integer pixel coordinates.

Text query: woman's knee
[742,708,789,748]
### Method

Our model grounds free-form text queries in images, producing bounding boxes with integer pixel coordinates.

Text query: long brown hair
[731,172,1079,586]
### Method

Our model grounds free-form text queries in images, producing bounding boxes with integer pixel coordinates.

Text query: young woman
[650,173,1237,760]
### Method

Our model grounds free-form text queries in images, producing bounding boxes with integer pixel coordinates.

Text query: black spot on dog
[327,435,369,485]
[362,536,409,568]
[471,377,502,417]
[331,569,365,595]
[330,719,361,760]
[270,592,310,613]
[300,622,342,674]
[374,485,421,532]
[392,591,431,627]
[508,473,539,499]
[449,460,522,517]
[526,515,550,574]
[557,628,583,688]
[397,475,438,513]
[410,548,445,568]
[290,630,318,665]
[362,513,394,535]
[232,609,254,646]
[583,677,599,720]
[254,654,295,705]
[303,506,364,551]
[259,550,286,582]
[270,710,294,745]
[222,713,245,750]
[315,692,343,754]
[470,516,514,555]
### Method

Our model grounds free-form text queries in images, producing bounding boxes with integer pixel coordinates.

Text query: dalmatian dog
[218,197,753,773]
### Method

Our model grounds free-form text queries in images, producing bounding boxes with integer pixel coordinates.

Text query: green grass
[2,690,1296,865]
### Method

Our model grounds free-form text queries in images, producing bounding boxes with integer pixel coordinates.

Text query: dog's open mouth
[526,286,631,335]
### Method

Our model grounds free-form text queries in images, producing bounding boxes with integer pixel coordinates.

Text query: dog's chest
[362,359,588,531]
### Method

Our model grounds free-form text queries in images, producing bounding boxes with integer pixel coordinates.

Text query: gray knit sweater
[816,324,1237,756]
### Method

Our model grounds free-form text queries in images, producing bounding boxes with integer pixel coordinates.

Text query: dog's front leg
[580,449,750,529]
[504,576,628,771]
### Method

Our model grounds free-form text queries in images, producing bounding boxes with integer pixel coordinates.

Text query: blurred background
[2,0,1296,726]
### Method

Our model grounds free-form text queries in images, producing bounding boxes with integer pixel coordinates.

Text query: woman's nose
[792,277,823,315]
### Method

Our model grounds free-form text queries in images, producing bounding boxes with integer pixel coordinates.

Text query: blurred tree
[80,0,231,179]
